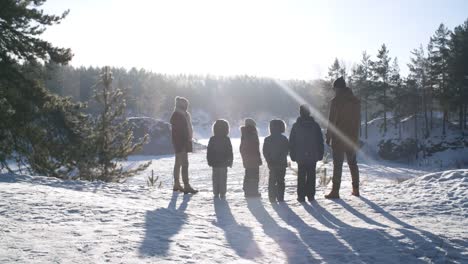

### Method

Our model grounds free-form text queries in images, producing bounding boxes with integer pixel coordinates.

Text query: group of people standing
[170,77,361,203]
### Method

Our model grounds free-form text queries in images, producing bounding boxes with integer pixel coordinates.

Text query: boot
[184,185,199,194]
[173,183,184,192]
[352,187,360,197]
[325,190,340,199]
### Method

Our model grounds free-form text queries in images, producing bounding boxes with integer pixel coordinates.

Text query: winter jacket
[289,116,324,163]
[263,120,289,169]
[240,126,262,168]
[207,136,233,168]
[170,98,193,153]
[326,87,360,151]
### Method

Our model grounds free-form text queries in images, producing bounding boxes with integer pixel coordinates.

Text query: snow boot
[325,190,340,199]
[173,183,184,192]
[184,186,199,195]
[352,187,360,197]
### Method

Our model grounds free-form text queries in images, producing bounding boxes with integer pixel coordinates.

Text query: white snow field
[1,140,467,263]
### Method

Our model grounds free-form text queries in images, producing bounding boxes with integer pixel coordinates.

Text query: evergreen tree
[448,19,468,131]
[86,67,150,182]
[428,23,451,135]
[407,45,430,138]
[373,44,391,134]
[0,0,89,176]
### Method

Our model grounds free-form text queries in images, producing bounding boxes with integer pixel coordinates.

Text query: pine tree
[0,0,90,175]
[86,67,150,182]
[389,57,405,136]
[373,44,391,134]
[448,19,468,132]
[428,23,451,135]
[407,45,430,138]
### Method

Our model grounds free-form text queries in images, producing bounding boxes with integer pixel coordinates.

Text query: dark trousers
[297,162,316,200]
[268,167,286,202]
[243,167,260,196]
[332,148,359,191]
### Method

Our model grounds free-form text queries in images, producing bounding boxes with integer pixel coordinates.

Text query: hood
[241,125,258,137]
[175,96,188,111]
[269,119,286,135]
[213,119,229,137]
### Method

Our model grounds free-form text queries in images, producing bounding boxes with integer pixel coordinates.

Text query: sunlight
[273,79,375,164]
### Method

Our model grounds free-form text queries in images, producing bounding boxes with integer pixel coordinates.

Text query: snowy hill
[361,115,468,168]
[1,145,467,263]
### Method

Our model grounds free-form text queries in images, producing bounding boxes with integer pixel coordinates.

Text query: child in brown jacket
[240,118,262,197]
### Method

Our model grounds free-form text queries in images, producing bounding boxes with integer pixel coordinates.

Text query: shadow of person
[213,199,262,259]
[331,199,388,228]
[139,192,191,256]
[246,199,317,263]
[272,203,358,263]
[359,196,468,263]
[302,201,421,263]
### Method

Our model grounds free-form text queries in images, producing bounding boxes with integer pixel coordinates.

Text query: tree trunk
[383,83,387,134]
[365,97,368,139]
[442,109,447,136]
[422,87,429,138]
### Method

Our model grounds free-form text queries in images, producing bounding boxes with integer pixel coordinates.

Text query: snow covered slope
[1,148,467,263]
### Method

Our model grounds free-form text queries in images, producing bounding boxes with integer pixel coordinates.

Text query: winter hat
[213,119,230,137]
[175,96,189,110]
[299,104,311,118]
[333,77,346,89]
[269,119,286,134]
[244,118,256,128]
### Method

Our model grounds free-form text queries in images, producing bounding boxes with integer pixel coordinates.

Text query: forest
[1,0,467,181]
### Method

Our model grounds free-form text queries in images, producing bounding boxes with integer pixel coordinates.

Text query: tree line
[1,1,467,181]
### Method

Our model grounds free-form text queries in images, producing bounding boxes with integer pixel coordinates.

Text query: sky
[41,0,468,80]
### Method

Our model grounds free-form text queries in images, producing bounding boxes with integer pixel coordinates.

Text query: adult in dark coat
[170,96,197,194]
[207,119,233,199]
[289,105,324,202]
[263,119,289,202]
[240,118,262,197]
[325,77,361,199]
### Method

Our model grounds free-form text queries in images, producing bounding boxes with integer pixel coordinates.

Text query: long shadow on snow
[213,199,262,259]
[246,198,318,263]
[139,192,191,256]
[359,196,468,263]
[303,201,426,263]
[272,203,358,263]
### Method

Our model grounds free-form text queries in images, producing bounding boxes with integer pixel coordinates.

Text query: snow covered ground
[1,139,467,263]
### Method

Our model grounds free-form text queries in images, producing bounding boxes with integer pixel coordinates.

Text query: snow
[1,140,467,263]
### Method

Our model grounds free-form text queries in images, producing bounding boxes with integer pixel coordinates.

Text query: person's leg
[325,149,344,198]
[212,167,220,197]
[297,163,306,202]
[220,167,228,199]
[243,169,249,196]
[346,149,360,196]
[305,162,317,201]
[276,168,286,202]
[173,152,183,191]
[180,152,197,193]
[268,168,277,202]
[252,167,260,196]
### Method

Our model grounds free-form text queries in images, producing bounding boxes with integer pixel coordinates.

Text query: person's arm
[207,138,213,167]
[316,124,324,161]
[326,100,336,145]
[262,138,271,165]
[289,125,297,162]
[227,138,233,168]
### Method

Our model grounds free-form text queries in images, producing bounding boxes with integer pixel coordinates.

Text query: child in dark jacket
[263,119,289,203]
[289,105,324,203]
[240,118,262,197]
[207,119,233,199]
